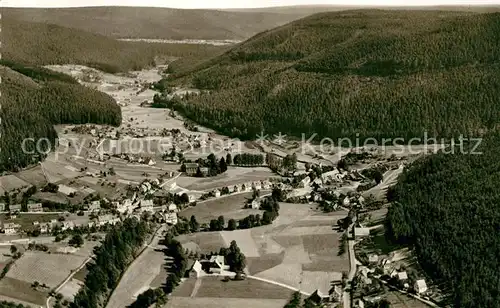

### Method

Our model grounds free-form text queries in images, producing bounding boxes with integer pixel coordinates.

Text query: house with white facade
[27,203,43,212]
[414,279,428,294]
[2,222,20,235]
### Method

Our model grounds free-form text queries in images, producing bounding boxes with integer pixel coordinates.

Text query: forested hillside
[387,133,500,308]
[0,63,121,172]
[2,16,226,73]
[166,10,500,141]
[4,7,306,40]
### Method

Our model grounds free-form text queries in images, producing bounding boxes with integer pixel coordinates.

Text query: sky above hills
[4,0,500,8]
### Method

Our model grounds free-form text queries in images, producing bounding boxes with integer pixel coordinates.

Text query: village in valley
[0,65,442,308]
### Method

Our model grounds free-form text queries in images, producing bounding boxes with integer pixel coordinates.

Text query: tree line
[71,218,152,308]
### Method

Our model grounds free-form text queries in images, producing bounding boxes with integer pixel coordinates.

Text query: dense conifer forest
[3,16,226,74]
[386,133,500,308]
[165,10,500,141]
[0,64,121,172]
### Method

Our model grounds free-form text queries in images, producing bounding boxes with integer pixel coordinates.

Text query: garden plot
[6,245,92,288]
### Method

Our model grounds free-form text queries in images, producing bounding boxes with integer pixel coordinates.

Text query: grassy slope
[166,10,500,141]
[4,7,308,40]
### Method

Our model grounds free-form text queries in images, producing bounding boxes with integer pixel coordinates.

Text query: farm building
[0,203,4,211]
[27,203,43,212]
[214,189,221,198]
[185,163,199,176]
[414,279,428,294]
[355,228,370,238]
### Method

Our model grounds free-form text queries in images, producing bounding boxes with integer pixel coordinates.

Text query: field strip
[105,224,166,308]
[246,275,310,296]
[46,256,92,308]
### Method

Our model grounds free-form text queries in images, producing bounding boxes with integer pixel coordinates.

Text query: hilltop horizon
[4,0,500,9]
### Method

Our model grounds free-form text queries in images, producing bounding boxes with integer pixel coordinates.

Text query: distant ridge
[3,6,309,40]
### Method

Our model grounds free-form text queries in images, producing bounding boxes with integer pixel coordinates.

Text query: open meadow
[179,192,267,223]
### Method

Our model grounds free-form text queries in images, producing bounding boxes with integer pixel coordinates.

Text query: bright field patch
[220,229,260,257]
[177,232,226,254]
[193,276,294,299]
[6,251,87,288]
[166,297,288,308]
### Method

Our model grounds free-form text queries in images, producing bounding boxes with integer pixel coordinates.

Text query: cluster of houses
[358,253,429,297]
[306,273,344,306]
[153,203,179,225]
[0,203,43,213]
[208,180,274,198]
